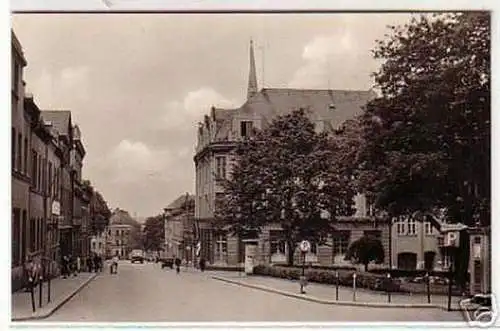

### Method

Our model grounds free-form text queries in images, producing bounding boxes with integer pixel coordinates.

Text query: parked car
[130,249,145,264]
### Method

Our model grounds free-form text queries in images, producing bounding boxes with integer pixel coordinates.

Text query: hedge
[252,265,463,295]
[206,265,244,272]
[272,263,356,271]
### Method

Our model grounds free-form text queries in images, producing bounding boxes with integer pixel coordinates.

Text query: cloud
[288,33,379,90]
[104,139,173,184]
[28,66,91,108]
[162,87,237,130]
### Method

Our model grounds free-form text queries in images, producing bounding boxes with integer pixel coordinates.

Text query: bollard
[29,278,36,313]
[352,273,357,301]
[447,268,453,311]
[387,273,392,303]
[426,272,431,304]
[38,275,43,308]
[335,271,339,301]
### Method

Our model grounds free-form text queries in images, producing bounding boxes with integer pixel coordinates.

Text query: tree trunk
[287,240,295,266]
[364,263,369,272]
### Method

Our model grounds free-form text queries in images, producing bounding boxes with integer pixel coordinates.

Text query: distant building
[90,231,107,256]
[105,224,132,258]
[164,193,195,261]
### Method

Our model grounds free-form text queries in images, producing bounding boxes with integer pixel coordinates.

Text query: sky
[11,13,416,218]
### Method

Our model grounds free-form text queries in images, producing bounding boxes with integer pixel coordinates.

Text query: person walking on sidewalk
[174,257,181,274]
[76,256,81,273]
[199,257,206,272]
[93,253,100,273]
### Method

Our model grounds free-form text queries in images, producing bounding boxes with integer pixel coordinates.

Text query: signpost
[299,240,310,294]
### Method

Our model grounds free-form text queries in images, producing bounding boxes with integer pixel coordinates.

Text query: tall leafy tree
[358,12,490,287]
[216,109,357,266]
[143,215,165,252]
[359,12,490,225]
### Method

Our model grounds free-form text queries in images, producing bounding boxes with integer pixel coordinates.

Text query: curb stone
[212,275,458,312]
[12,273,98,322]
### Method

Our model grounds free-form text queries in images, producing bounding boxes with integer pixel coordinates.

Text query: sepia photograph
[8,3,493,327]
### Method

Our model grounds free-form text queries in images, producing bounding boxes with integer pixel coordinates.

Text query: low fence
[252,264,466,297]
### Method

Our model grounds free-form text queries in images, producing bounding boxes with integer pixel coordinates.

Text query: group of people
[86,253,104,273]
[60,253,104,278]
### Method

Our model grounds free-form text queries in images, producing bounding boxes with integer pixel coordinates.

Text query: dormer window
[240,121,253,137]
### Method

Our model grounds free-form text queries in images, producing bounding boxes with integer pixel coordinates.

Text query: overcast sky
[12,13,416,218]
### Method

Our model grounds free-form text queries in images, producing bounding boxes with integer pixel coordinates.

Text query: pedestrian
[199,257,206,272]
[61,255,69,279]
[76,256,81,273]
[111,253,119,274]
[174,257,181,274]
[93,253,100,273]
[86,256,93,272]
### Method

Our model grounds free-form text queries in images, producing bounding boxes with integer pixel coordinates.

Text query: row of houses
[189,40,454,272]
[11,31,105,291]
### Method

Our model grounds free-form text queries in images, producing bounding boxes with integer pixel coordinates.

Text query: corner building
[194,41,385,266]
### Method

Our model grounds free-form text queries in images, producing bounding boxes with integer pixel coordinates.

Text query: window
[333,231,350,256]
[215,156,226,180]
[310,242,318,255]
[22,210,27,262]
[11,128,16,170]
[30,218,36,252]
[12,61,19,95]
[92,242,96,250]
[396,217,406,235]
[474,236,481,244]
[215,233,227,262]
[240,121,253,137]
[270,231,286,254]
[17,133,22,173]
[407,217,417,235]
[98,242,102,249]
[424,221,433,235]
[116,240,119,246]
[23,137,28,174]
[48,162,53,196]
[116,230,119,236]
[12,208,20,266]
[31,150,37,189]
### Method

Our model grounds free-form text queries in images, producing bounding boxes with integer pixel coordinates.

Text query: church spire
[247,39,258,100]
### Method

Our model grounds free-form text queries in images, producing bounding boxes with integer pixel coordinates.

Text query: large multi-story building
[11,30,102,290]
[194,41,383,266]
[11,31,33,290]
[42,110,74,259]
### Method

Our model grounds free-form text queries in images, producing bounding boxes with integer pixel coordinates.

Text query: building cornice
[194,141,236,163]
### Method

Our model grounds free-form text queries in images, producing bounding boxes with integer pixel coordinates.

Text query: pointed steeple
[247,39,258,100]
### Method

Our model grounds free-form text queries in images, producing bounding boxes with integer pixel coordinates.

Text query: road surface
[43,261,465,322]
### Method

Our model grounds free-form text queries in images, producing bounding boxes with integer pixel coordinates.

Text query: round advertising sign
[299,240,311,253]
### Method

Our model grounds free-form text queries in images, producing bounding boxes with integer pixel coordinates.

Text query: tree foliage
[216,109,357,265]
[143,215,165,252]
[344,235,385,272]
[358,12,490,226]
[89,188,112,235]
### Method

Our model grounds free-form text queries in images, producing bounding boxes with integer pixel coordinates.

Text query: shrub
[206,265,244,272]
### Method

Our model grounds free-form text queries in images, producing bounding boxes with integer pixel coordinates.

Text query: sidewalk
[11,272,97,321]
[210,271,464,311]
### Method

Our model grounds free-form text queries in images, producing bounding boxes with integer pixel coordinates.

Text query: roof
[166,194,195,210]
[41,111,72,137]
[213,88,375,141]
